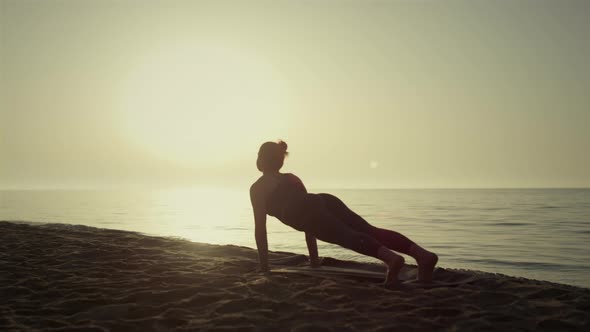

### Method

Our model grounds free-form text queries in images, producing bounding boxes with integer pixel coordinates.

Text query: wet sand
[1,221,589,331]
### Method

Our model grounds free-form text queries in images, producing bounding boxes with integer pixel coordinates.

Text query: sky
[1,0,589,189]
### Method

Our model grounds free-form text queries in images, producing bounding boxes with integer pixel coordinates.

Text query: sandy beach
[1,221,588,331]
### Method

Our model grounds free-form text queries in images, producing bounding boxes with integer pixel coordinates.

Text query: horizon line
[1,186,589,191]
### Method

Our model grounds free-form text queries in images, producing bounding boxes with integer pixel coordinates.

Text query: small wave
[223,227,249,231]
[488,222,530,227]
[98,221,119,225]
[538,206,563,209]
[463,258,570,270]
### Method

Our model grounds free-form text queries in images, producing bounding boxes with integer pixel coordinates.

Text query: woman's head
[257,140,288,173]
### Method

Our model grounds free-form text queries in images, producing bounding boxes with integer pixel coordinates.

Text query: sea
[1,188,589,288]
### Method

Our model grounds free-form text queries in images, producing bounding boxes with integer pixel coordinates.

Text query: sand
[1,221,588,331]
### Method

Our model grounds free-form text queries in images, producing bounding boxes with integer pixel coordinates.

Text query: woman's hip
[282,194,325,231]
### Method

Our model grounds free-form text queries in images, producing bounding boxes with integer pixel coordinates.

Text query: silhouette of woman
[250,140,438,285]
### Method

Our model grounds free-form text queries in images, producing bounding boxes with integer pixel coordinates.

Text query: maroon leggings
[285,193,415,259]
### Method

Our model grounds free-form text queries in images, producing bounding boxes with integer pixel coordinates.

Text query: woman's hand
[257,265,270,274]
[310,256,322,268]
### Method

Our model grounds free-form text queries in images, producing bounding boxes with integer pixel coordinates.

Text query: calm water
[1,188,589,288]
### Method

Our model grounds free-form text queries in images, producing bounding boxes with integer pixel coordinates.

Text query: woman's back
[263,173,307,219]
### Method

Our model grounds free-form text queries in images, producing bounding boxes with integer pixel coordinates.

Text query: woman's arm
[305,232,320,267]
[254,215,269,272]
[250,185,269,272]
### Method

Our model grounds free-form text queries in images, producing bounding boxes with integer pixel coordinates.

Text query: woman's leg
[318,193,414,253]
[301,197,405,285]
[318,193,438,281]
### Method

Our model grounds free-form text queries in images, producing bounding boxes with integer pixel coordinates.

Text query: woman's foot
[408,244,438,282]
[417,251,438,282]
[377,246,405,286]
[384,254,405,286]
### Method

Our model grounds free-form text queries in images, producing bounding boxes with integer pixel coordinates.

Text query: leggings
[286,193,415,259]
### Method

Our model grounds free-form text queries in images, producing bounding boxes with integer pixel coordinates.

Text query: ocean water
[1,188,589,288]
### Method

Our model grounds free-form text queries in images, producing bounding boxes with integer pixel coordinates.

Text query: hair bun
[277,140,288,153]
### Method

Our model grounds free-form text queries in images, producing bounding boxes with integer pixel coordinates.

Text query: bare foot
[417,252,438,282]
[384,255,405,286]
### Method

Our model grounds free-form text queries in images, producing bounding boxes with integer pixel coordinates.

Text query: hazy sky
[1,0,589,189]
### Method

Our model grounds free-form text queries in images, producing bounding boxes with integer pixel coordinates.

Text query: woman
[249,140,438,285]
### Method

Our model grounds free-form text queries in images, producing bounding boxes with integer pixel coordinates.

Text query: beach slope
[1,221,588,331]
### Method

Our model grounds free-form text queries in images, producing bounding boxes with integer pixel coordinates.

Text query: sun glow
[119,41,291,166]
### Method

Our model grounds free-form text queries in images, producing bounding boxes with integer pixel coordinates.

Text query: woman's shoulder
[285,172,301,179]
[251,174,282,194]
[284,173,305,186]
[250,176,264,192]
